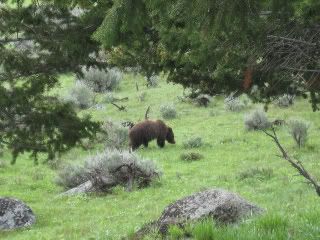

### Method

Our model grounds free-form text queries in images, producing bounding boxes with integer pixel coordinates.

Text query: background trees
[95,0,320,109]
[0,0,111,163]
[0,0,319,162]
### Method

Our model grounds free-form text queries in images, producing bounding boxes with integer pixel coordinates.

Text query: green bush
[101,121,129,149]
[147,75,159,88]
[183,137,203,148]
[160,104,177,119]
[55,164,90,189]
[56,149,161,191]
[64,82,94,109]
[288,118,309,147]
[244,109,270,131]
[224,95,245,112]
[275,94,295,108]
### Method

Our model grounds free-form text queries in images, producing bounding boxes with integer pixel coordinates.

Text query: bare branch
[263,127,320,196]
[111,102,127,112]
[145,106,150,120]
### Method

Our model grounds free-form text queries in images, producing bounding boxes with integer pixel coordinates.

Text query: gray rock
[0,198,36,230]
[156,188,263,233]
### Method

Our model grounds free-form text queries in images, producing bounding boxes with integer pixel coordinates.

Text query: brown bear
[128,120,175,151]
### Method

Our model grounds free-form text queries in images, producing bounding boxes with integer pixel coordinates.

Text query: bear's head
[166,127,175,144]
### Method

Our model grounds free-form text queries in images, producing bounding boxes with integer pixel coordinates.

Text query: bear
[128,120,175,151]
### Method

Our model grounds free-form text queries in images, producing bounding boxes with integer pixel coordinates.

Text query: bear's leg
[157,138,165,148]
[143,139,149,148]
[131,143,141,151]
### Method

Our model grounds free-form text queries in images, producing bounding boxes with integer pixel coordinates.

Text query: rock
[156,189,263,234]
[0,198,36,230]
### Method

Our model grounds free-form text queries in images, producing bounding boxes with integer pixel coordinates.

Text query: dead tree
[263,127,320,197]
[111,102,127,111]
[145,106,151,120]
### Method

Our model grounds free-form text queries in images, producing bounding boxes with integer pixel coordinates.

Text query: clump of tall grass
[288,118,309,147]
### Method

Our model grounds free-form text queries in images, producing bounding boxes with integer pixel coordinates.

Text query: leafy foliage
[0,1,109,162]
[93,0,320,110]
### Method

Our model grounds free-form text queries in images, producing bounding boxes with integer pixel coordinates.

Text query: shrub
[275,94,295,108]
[146,75,159,88]
[183,137,203,148]
[180,152,203,161]
[56,149,161,191]
[195,94,212,107]
[55,164,90,189]
[160,104,177,119]
[224,94,245,112]
[288,118,309,147]
[244,109,270,131]
[79,67,122,93]
[88,150,161,189]
[64,81,94,109]
[101,121,129,149]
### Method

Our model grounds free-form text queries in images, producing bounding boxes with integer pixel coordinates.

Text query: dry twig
[263,127,320,196]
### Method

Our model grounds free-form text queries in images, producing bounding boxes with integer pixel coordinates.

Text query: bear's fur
[129,120,175,151]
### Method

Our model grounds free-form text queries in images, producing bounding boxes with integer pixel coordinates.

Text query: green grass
[1,73,320,239]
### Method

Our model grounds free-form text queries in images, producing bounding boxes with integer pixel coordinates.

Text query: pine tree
[0,0,111,163]
[94,0,320,110]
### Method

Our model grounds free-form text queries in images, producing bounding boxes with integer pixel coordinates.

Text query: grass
[1,73,320,239]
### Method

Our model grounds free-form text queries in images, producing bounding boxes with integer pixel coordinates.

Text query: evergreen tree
[94,0,320,110]
[0,0,111,163]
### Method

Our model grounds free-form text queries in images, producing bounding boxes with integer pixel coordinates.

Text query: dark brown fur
[129,120,175,151]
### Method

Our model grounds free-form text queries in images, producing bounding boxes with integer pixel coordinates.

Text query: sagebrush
[183,137,203,148]
[100,121,129,149]
[224,94,245,112]
[64,81,94,109]
[79,67,122,92]
[160,104,177,119]
[288,118,309,147]
[244,109,270,131]
[56,149,161,191]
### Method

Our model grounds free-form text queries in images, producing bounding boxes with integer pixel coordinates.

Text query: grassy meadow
[0,74,320,239]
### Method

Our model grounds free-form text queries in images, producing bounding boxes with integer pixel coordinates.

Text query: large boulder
[156,188,263,234]
[0,197,36,230]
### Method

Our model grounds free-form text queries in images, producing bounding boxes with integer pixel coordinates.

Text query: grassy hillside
[0,74,320,239]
